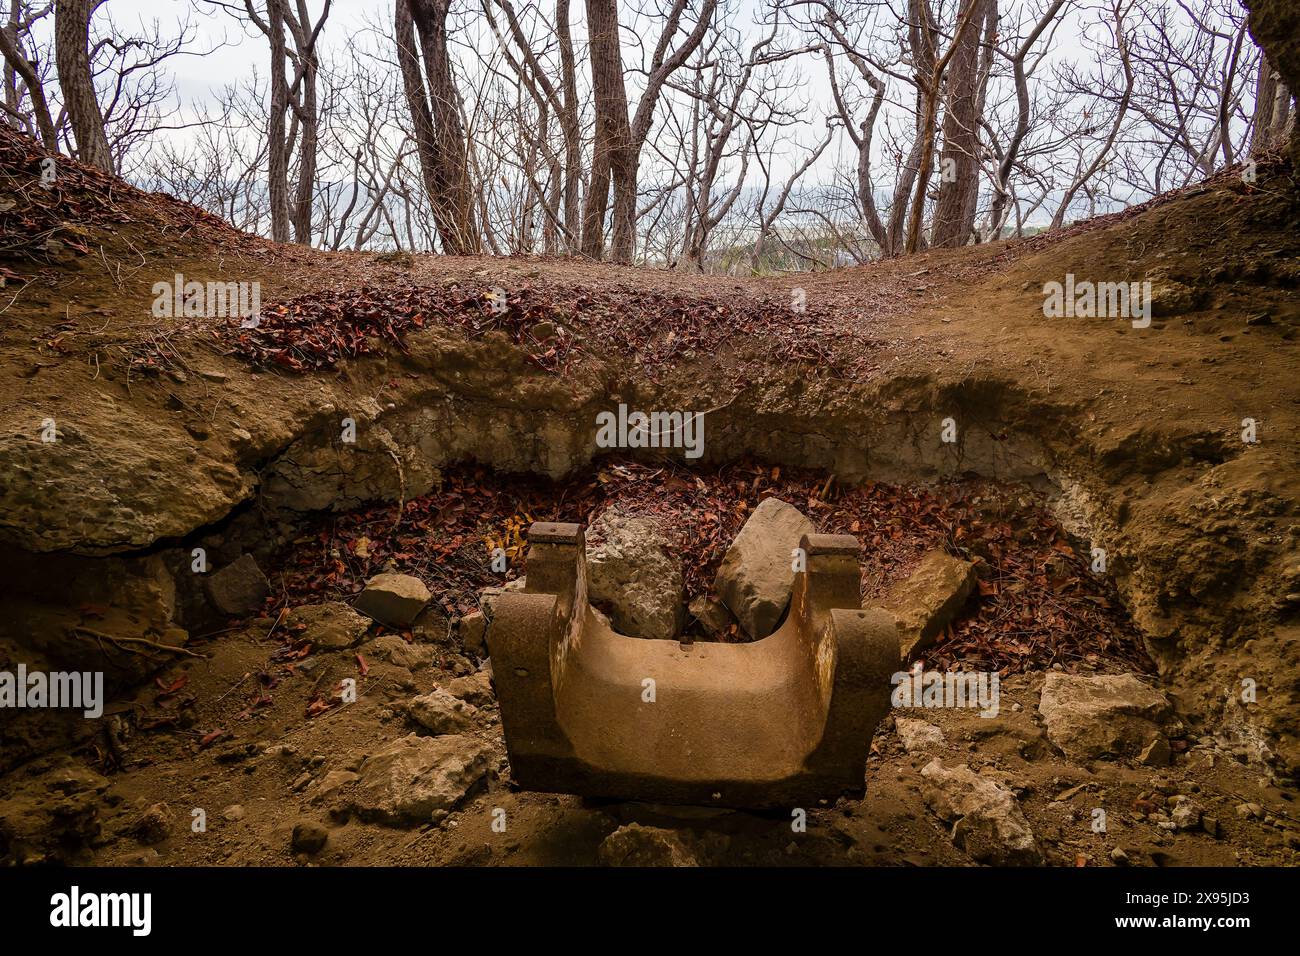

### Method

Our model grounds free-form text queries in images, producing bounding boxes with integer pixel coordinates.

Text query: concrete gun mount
[486,522,899,809]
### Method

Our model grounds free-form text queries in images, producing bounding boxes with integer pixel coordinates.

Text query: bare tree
[1250,52,1293,153]
[984,0,1068,241]
[751,119,832,270]
[483,0,583,252]
[396,0,478,253]
[1047,1,1134,228]
[0,1,58,149]
[902,0,984,253]
[583,0,717,264]
[670,11,803,270]
[1243,0,1300,162]
[930,0,994,248]
[83,0,1285,263]
[54,0,111,170]
[233,0,331,243]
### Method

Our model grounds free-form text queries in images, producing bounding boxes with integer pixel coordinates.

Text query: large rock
[291,819,329,854]
[337,733,492,825]
[597,823,699,867]
[407,687,479,735]
[1037,673,1172,761]
[877,551,977,660]
[353,573,430,627]
[205,553,269,616]
[286,601,371,651]
[714,498,815,639]
[585,510,684,641]
[920,760,1042,866]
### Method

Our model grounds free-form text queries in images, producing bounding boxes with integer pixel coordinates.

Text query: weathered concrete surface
[715,497,816,639]
[487,522,898,808]
[875,550,977,660]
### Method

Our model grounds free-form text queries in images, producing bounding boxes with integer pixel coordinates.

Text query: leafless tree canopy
[1,0,1292,268]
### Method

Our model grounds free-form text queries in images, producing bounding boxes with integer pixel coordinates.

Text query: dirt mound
[0,123,240,279]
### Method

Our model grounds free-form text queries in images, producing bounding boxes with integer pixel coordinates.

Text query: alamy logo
[0,664,103,718]
[891,662,999,717]
[50,886,151,936]
[152,272,261,324]
[1042,273,1151,328]
[595,403,704,459]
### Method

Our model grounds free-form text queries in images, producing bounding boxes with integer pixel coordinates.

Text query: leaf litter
[270,457,1152,677]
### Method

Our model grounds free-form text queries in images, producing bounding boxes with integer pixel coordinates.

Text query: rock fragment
[920,759,1042,866]
[1038,673,1172,761]
[407,687,479,735]
[205,554,270,616]
[291,820,329,854]
[876,551,977,660]
[586,509,684,640]
[286,601,371,651]
[714,497,814,639]
[896,717,946,753]
[687,594,737,640]
[597,823,699,867]
[336,733,491,825]
[353,573,430,627]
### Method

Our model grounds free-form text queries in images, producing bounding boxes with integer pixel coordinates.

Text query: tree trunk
[931,0,991,248]
[0,6,59,150]
[289,0,319,244]
[396,0,479,254]
[396,0,442,227]
[408,0,478,253]
[582,0,716,264]
[581,0,630,259]
[904,0,983,254]
[266,0,291,242]
[556,0,581,251]
[1243,0,1300,166]
[1250,53,1292,154]
[53,0,112,172]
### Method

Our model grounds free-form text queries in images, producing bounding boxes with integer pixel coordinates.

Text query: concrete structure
[487,522,898,808]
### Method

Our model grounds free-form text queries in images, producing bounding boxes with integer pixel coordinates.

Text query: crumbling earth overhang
[487,522,898,809]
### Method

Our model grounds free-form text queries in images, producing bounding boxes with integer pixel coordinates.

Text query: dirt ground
[7,606,1296,868]
[0,127,1297,867]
